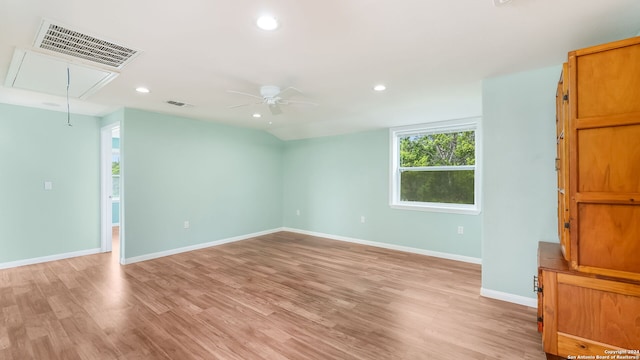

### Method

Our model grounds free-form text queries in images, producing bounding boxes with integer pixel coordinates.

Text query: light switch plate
[44,181,52,190]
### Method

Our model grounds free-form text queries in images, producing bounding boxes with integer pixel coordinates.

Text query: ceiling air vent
[166,100,191,107]
[3,19,142,99]
[34,19,140,69]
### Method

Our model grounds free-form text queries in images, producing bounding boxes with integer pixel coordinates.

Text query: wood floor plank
[0,231,546,359]
[6,325,33,359]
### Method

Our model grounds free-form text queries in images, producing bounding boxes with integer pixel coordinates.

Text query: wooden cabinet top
[538,242,570,272]
[571,35,640,57]
[538,241,640,286]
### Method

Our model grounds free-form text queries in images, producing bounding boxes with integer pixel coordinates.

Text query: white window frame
[389,117,482,215]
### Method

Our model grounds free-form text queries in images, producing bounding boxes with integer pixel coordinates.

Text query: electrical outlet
[360,216,366,223]
[457,226,464,235]
[296,209,300,216]
[184,220,190,229]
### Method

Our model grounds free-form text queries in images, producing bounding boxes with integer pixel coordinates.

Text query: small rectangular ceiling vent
[166,100,192,107]
[34,19,140,69]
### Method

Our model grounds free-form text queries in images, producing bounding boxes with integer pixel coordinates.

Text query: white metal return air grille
[35,21,139,69]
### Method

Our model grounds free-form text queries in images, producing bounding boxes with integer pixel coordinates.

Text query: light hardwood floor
[0,231,546,359]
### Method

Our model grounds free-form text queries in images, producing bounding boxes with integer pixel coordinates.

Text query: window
[390,118,481,214]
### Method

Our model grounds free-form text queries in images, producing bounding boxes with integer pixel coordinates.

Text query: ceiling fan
[228,85,317,115]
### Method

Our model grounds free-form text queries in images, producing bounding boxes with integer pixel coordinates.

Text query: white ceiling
[1,0,639,140]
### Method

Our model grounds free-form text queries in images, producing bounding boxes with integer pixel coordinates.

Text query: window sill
[390,202,480,215]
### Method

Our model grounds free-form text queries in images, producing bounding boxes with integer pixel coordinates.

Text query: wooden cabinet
[564,36,640,281]
[537,242,640,357]
[540,36,640,359]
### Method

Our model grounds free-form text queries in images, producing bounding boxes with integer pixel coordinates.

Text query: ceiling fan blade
[275,86,302,99]
[269,104,283,115]
[227,90,263,100]
[229,102,259,109]
[284,99,318,106]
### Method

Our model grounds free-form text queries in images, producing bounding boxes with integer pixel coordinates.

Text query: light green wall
[122,108,283,258]
[283,129,482,258]
[101,108,123,127]
[481,65,561,299]
[0,103,100,263]
[1,65,560,304]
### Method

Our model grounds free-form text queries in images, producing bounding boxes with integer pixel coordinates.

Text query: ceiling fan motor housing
[260,85,281,99]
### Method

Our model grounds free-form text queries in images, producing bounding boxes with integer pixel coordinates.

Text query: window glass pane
[112,175,120,198]
[400,170,474,204]
[111,148,120,199]
[400,131,475,167]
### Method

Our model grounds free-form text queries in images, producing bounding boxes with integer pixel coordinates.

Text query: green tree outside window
[399,131,475,204]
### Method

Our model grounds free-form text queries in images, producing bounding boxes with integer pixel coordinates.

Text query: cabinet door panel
[557,282,640,349]
[541,270,559,354]
[537,269,543,333]
[577,124,640,193]
[576,43,640,118]
[578,204,640,274]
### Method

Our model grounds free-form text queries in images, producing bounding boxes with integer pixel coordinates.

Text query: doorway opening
[101,123,122,263]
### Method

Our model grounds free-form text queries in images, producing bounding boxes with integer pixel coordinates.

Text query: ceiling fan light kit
[260,85,281,99]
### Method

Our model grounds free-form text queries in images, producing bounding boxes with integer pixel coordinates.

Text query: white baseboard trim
[282,227,482,265]
[0,248,102,270]
[480,287,537,308]
[123,228,284,265]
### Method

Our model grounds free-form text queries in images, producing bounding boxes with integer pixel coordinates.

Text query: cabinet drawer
[557,333,627,358]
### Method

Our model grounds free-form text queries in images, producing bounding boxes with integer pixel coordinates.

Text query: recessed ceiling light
[373,84,386,91]
[257,15,279,30]
[493,0,513,6]
[136,87,150,93]
[253,113,262,118]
